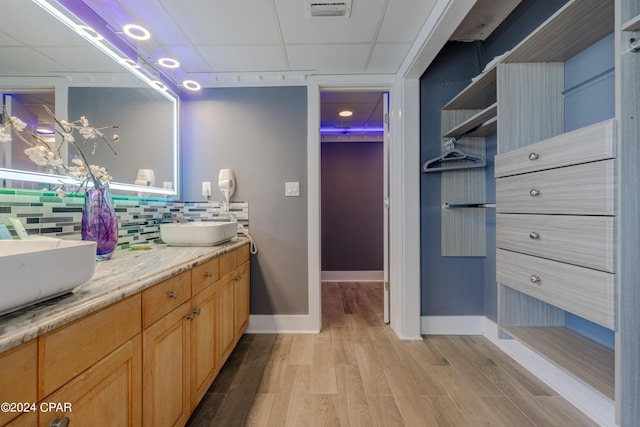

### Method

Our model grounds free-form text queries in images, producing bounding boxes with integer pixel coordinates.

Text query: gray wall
[68,87,174,186]
[321,141,383,271]
[181,86,308,315]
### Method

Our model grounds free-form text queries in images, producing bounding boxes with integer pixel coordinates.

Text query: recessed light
[339,110,353,117]
[123,24,150,41]
[183,80,201,91]
[77,25,103,41]
[158,57,180,69]
[150,80,168,91]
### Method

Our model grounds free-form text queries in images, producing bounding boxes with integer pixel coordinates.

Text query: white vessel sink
[160,222,238,246]
[0,240,97,315]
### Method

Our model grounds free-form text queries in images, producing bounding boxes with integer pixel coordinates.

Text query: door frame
[307,74,421,339]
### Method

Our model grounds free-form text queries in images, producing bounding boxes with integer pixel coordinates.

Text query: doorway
[319,90,390,324]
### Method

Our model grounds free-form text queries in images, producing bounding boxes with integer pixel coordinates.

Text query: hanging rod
[443,202,496,209]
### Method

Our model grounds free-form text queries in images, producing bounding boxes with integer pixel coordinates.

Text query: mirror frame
[0,0,180,197]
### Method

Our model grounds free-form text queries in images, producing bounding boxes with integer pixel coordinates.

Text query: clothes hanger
[422,137,486,173]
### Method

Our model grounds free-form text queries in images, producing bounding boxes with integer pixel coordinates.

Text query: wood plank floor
[186,282,597,426]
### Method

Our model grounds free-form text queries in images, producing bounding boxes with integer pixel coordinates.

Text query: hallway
[187,282,597,426]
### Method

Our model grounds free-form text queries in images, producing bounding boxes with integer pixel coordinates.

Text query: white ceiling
[80,0,439,80]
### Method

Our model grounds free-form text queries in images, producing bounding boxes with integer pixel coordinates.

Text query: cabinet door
[39,336,142,427]
[0,340,37,426]
[218,276,235,364]
[143,302,191,427]
[6,412,37,427]
[234,262,250,339]
[190,283,218,410]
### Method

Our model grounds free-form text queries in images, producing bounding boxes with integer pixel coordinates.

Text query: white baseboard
[321,270,384,282]
[421,316,616,427]
[246,314,320,334]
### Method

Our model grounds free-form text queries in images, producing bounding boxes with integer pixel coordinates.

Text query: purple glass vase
[82,183,118,260]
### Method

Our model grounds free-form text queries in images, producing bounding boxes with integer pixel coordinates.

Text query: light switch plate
[285,182,300,197]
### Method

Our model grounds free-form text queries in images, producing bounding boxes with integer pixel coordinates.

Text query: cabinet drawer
[496,160,615,215]
[495,119,616,177]
[496,214,615,272]
[496,249,615,329]
[0,340,37,426]
[142,271,191,328]
[192,257,220,295]
[39,294,142,398]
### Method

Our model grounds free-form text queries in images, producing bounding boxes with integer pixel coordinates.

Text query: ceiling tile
[198,45,288,72]
[287,44,371,74]
[367,43,411,73]
[158,0,282,45]
[377,0,437,43]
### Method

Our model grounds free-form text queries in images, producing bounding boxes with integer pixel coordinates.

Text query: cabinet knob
[528,152,539,160]
[193,307,201,316]
[168,290,179,299]
[49,417,70,427]
[186,312,195,320]
[529,231,540,240]
[235,275,242,281]
[529,189,540,197]
[529,275,541,284]
[204,271,213,278]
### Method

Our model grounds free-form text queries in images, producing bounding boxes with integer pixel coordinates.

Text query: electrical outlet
[202,181,212,197]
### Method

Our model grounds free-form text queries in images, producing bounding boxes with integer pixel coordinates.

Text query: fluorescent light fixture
[123,23,150,40]
[77,25,103,40]
[183,80,201,91]
[158,57,180,69]
[338,110,353,117]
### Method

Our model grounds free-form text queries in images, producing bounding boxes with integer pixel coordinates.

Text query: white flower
[79,116,89,127]
[0,127,11,143]
[9,116,27,131]
[24,146,62,167]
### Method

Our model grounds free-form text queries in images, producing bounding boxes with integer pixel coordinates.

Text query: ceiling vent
[306,0,352,18]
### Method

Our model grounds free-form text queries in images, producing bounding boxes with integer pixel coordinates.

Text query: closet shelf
[502,0,614,63]
[442,65,497,110]
[622,14,640,31]
[503,326,614,400]
[443,103,497,138]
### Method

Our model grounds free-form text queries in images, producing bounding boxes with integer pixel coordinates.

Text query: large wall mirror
[0,0,179,197]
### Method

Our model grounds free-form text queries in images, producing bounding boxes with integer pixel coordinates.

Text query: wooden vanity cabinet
[0,340,37,426]
[0,243,250,427]
[39,336,142,427]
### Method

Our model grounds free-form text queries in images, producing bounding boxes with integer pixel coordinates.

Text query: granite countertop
[0,238,249,353]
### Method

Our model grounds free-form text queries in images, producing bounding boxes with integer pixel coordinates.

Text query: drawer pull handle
[204,271,213,278]
[50,417,70,427]
[530,275,541,284]
[528,152,539,160]
[168,290,179,298]
[529,189,540,197]
[529,232,540,240]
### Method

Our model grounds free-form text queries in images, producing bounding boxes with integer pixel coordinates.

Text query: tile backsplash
[0,189,249,250]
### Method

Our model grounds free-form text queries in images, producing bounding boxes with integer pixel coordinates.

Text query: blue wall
[419,0,567,319]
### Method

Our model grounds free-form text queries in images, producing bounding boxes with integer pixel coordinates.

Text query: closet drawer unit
[496,214,615,272]
[497,249,615,329]
[496,160,615,215]
[495,119,616,177]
